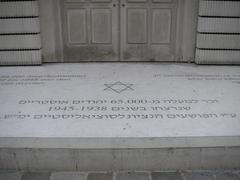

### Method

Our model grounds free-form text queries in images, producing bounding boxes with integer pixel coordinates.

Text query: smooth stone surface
[50,172,86,180]
[0,63,240,149]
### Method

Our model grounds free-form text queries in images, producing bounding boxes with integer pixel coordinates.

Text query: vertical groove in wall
[196,0,240,64]
[0,0,42,65]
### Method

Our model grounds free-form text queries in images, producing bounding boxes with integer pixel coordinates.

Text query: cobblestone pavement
[0,171,240,180]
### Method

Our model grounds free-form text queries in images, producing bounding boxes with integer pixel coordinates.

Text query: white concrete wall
[39,0,63,62]
[178,0,199,62]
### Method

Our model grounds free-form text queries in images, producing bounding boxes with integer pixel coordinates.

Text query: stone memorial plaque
[0,63,240,149]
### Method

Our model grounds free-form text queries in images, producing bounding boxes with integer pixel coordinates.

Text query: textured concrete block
[184,172,215,180]
[0,50,42,65]
[198,18,240,33]
[0,18,40,34]
[21,173,50,180]
[199,0,240,17]
[197,34,240,50]
[117,172,150,180]
[151,172,182,180]
[50,172,85,180]
[0,172,22,180]
[87,173,113,180]
[0,1,39,17]
[0,34,41,50]
[195,49,240,64]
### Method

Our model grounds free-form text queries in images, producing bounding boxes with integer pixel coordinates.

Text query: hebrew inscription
[0,98,238,121]
[0,66,239,122]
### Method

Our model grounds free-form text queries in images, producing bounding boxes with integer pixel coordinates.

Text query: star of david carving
[104,81,134,94]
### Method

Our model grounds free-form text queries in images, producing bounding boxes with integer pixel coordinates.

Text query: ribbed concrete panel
[0,34,41,49]
[0,1,41,65]
[197,34,240,49]
[0,1,39,17]
[0,18,40,34]
[198,17,240,33]
[196,49,240,64]
[199,0,240,17]
[0,50,42,65]
[196,0,240,64]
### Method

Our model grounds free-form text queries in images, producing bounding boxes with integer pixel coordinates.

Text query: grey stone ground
[0,171,239,180]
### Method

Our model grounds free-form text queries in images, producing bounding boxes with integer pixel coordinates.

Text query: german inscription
[0,74,86,86]
[154,73,240,84]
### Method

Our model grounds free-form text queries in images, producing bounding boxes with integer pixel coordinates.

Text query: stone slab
[151,172,182,180]
[21,173,51,180]
[184,172,215,180]
[87,173,113,180]
[215,172,240,180]
[117,172,150,180]
[0,63,240,149]
[0,172,22,180]
[50,172,86,180]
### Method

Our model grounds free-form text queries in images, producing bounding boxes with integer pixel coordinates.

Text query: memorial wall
[0,63,240,170]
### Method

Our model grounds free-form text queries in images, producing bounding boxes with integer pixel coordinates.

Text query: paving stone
[216,172,240,180]
[21,173,51,180]
[0,172,22,180]
[236,173,240,179]
[50,172,85,180]
[184,172,215,180]
[117,172,150,180]
[151,172,182,180]
[87,172,113,180]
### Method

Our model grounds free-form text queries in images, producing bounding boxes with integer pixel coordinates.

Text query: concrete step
[0,63,240,171]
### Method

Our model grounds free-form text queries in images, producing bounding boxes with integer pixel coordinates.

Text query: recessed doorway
[61,0,179,62]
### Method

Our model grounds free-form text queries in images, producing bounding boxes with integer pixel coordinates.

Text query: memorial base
[1,147,240,171]
[0,63,240,171]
